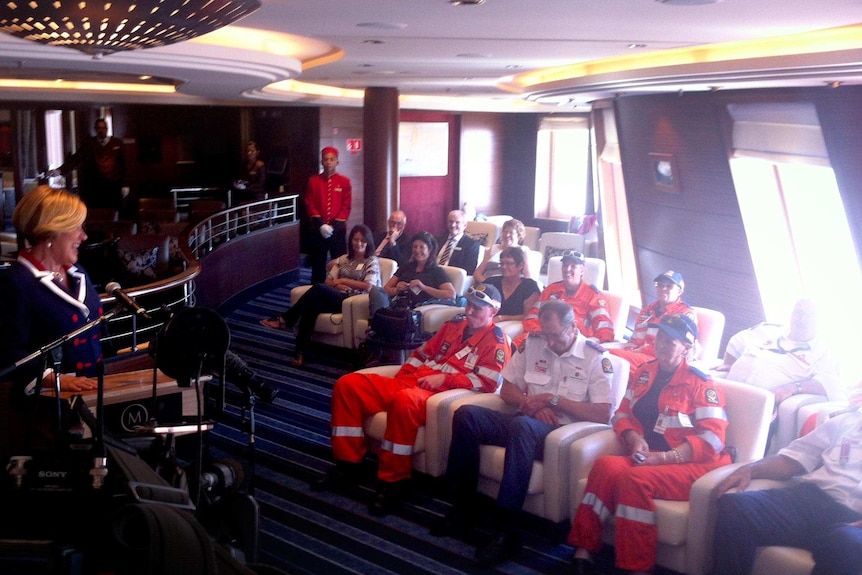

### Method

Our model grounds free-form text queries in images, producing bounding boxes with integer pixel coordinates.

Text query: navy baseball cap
[650,314,698,346]
[466,283,502,309]
[654,270,685,289]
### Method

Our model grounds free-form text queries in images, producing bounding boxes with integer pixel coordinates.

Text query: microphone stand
[0,308,118,487]
[239,390,256,496]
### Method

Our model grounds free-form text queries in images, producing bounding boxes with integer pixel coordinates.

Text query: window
[729,102,862,387]
[534,116,590,220]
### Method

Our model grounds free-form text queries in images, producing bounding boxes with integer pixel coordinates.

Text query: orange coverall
[330,317,510,482]
[567,359,731,572]
[518,281,614,345]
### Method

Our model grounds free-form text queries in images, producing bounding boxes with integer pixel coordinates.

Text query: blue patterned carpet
[209,269,672,575]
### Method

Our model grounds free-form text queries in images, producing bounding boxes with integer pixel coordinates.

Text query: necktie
[439,237,456,265]
[375,235,389,256]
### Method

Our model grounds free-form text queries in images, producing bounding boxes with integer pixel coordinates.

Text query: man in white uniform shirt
[710,408,862,575]
[717,298,843,409]
[435,299,617,566]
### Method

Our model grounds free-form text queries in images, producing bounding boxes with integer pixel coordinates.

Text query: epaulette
[588,284,600,293]
[450,314,466,322]
[689,365,710,381]
[492,325,505,343]
[586,339,607,353]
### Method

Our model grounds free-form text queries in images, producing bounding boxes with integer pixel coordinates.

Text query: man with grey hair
[436,209,480,274]
[374,210,410,268]
[435,299,617,566]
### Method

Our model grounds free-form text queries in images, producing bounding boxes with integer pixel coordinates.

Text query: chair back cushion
[378,257,398,285]
[440,265,468,296]
[603,291,629,342]
[691,306,726,362]
[546,256,605,287]
[465,221,499,249]
[713,377,774,462]
[538,232,586,275]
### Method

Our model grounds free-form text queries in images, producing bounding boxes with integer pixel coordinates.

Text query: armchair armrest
[424,388,478,477]
[290,284,312,306]
[569,428,624,514]
[543,421,611,521]
[772,393,828,453]
[341,293,370,348]
[686,467,795,575]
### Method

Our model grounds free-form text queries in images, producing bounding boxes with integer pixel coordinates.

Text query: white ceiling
[0,0,860,110]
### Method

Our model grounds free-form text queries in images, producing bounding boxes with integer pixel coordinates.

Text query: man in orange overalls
[315,283,511,516]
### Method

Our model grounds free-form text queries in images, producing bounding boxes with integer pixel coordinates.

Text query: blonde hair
[502,218,526,244]
[13,185,87,246]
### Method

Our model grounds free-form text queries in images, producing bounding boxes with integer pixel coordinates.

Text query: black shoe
[475,530,521,567]
[570,557,597,575]
[311,462,359,492]
[369,480,408,516]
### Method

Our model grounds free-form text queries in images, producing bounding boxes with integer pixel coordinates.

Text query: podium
[43,369,201,434]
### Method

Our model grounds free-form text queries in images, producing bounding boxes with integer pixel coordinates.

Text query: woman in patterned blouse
[261,224,380,366]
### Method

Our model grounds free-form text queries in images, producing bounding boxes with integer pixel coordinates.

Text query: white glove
[319,224,334,238]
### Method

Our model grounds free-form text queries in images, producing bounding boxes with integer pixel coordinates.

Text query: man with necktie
[436,209,480,275]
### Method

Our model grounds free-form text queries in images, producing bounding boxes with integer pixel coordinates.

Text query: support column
[363,87,399,233]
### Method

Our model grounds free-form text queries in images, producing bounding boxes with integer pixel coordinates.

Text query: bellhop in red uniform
[568,314,730,573]
[321,283,511,515]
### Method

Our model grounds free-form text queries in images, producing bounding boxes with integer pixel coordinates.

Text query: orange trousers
[330,372,433,482]
[568,453,729,572]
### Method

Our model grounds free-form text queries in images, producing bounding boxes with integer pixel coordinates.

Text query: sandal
[290,353,304,367]
[260,316,287,330]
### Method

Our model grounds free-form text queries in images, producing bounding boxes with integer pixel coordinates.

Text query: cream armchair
[357,365,479,477]
[569,377,774,575]
[289,257,397,349]
[445,354,630,523]
[414,265,469,333]
[691,306,726,363]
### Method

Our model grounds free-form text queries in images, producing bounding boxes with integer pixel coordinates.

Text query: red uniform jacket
[521,281,614,343]
[612,359,728,462]
[627,300,694,357]
[399,316,510,393]
[305,172,352,224]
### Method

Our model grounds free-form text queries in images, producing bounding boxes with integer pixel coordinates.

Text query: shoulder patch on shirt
[597,298,607,307]
[492,325,505,343]
[601,357,614,374]
[586,340,607,353]
[495,348,506,365]
[637,370,651,384]
[689,366,710,381]
[705,388,720,405]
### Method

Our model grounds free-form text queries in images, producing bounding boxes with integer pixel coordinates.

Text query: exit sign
[346,139,362,152]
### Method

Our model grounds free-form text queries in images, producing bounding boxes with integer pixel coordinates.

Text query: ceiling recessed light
[363,39,387,45]
[655,0,721,4]
[356,22,407,29]
[450,0,485,5]
[457,53,492,59]
[505,64,523,70]
[628,43,648,49]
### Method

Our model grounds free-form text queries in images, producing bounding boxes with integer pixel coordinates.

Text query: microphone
[105,282,151,319]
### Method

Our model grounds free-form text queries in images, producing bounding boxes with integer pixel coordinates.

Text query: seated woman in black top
[369,231,456,315]
[484,246,541,324]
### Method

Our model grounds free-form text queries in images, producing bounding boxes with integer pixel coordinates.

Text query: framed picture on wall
[649,152,680,194]
[399,122,449,177]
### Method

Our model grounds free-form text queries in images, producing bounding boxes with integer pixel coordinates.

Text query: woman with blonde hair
[0,186,101,449]
[473,218,531,283]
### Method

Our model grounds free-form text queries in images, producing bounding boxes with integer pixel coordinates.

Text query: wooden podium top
[45,369,186,406]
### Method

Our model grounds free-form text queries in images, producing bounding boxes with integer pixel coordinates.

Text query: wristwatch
[550,394,560,407]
